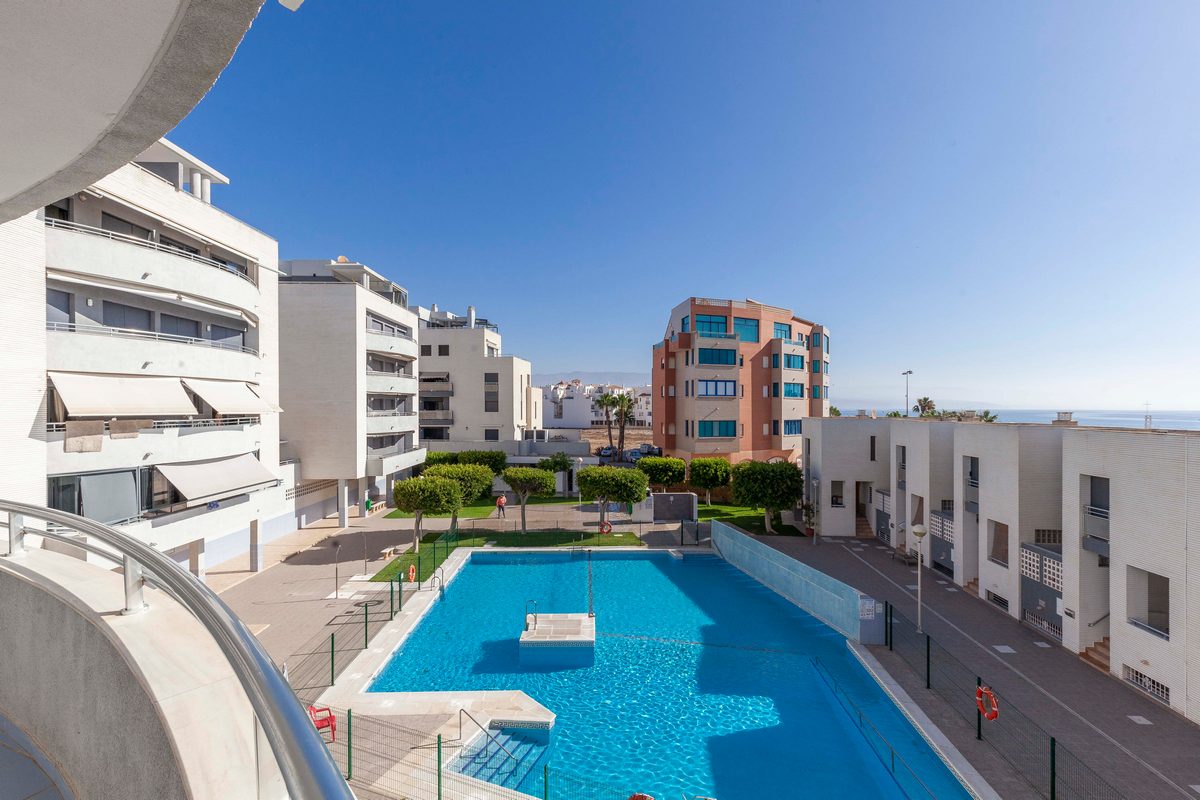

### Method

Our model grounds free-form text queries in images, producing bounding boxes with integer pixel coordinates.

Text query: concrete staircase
[452,728,547,791]
[855,516,874,539]
[1081,637,1111,674]
[964,578,979,597]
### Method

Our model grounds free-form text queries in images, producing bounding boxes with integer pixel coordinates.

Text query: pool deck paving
[753,532,1200,800]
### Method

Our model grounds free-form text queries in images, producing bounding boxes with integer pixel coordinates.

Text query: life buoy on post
[599,520,613,535]
[407,564,417,583]
[628,794,654,800]
[976,685,999,720]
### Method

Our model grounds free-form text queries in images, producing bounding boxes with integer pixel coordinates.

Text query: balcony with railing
[419,409,454,426]
[44,218,260,318]
[365,371,417,396]
[1082,504,1110,540]
[364,326,418,359]
[366,445,426,477]
[47,321,259,382]
[365,409,417,435]
[418,379,453,395]
[46,417,263,473]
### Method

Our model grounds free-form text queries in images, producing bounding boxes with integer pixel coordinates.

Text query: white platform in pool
[520,613,595,667]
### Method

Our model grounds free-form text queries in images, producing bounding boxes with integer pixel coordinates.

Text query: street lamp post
[332,538,342,597]
[902,370,913,416]
[911,524,927,633]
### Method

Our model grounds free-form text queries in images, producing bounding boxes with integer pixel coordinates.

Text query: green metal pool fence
[884,602,1135,800]
[320,707,643,800]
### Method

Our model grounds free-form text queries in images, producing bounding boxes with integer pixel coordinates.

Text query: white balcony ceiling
[0,0,264,224]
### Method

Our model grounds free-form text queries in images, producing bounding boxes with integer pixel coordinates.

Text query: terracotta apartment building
[651,297,829,463]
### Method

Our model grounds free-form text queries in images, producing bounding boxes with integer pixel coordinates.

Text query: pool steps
[452,727,549,790]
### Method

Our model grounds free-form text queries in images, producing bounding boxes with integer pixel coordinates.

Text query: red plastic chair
[308,705,336,742]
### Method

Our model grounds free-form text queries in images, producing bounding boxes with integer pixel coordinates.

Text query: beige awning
[181,379,277,415]
[155,453,278,508]
[48,372,197,417]
[47,269,258,327]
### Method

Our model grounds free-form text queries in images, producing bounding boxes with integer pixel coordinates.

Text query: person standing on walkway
[496,493,507,518]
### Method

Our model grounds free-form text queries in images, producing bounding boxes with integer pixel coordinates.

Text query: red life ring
[599,520,613,535]
[628,794,654,800]
[407,564,417,583]
[975,686,999,720]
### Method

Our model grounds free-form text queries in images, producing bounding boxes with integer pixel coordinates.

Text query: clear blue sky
[171,1,1200,411]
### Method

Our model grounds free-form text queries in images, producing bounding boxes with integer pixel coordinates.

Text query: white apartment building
[0,138,316,581]
[542,381,653,429]
[806,413,1200,724]
[415,305,541,445]
[279,258,424,525]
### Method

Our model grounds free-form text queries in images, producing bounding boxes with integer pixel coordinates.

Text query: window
[772,382,779,398]
[484,372,499,383]
[988,520,1009,566]
[698,420,736,438]
[101,211,152,240]
[831,481,845,507]
[1128,567,1170,639]
[367,314,410,338]
[46,289,72,324]
[1123,665,1170,705]
[697,348,736,365]
[210,324,245,350]
[824,360,830,374]
[812,360,822,373]
[438,344,450,356]
[680,315,690,333]
[783,419,802,436]
[870,435,876,461]
[784,354,804,369]
[695,314,727,335]
[1034,529,1062,545]
[668,356,676,369]
[762,423,769,436]
[762,386,769,398]
[732,317,759,342]
[668,386,675,397]
[783,383,804,398]
[44,198,70,221]
[824,334,830,351]
[772,420,779,435]
[771,353,779,368]
[812,386,822,399]
[420,344,432,356]
[159,235,199,255]
[102,301,152,332]
[484,429,500,442]
[773,322,792,340]
[484,390,499,412]
[160,314,199,339]
[684,382,690,397]
[811,332,821,350]
[697,380,736,396]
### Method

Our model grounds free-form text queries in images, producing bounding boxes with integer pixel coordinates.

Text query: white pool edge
[848,640,1002,800]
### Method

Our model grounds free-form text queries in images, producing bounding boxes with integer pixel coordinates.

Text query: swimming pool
[369,550,969,800]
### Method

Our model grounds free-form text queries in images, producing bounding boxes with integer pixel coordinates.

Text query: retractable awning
[47,269,258,327]
[48,372,197,417]
[155,453,278,508]
[181,379,278,414]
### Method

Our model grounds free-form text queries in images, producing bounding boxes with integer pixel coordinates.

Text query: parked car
[598,446,614,458]
[626,450,644,463]
[639,444,662,456]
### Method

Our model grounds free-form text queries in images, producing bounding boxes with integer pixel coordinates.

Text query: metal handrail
[458,709,518,763]
[966,477,980,488]
[0,500,353,799]
[1088,612,1111,628]
[365,369,415,378]
[365,409,417,417]
[525,599,538,630]
[47,321,258,356]
[44,218,257,285]
[1083,504,1110,519]
[46,416,259,434]
[364,326,414,342]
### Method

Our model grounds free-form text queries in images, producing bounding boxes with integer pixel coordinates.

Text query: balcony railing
[366,444,424,458]
[46,416,259,434]
[1084,504,1110,519]
[419,410,454,423]
[966,477,980,488]
[48,321,258,356]
[45,218,257,285]
[366,369,413,378]
[1128,617,1170,640]
[697,331,738,340]
[365,410,416,418]
[364,326,413,342]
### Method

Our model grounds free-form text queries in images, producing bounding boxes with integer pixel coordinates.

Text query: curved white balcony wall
[116,485,287,555]
[47,328,261,383]
[0,547,274,798]
[367,446,426,477]
[365,373,417,396]
[364,329,418,360]
[46,223,260,322]
[365,413,418,436]
[46,421,263,475]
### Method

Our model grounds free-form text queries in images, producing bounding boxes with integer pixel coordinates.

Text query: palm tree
[980,410,999,423]
[595,393,617,449]
[913,397,936,417]
[829,406,842,417]
[613,393,635,458]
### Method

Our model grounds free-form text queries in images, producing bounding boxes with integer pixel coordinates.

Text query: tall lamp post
[902,370,913,416]
[331,538,342,597]
[911,524,927,632]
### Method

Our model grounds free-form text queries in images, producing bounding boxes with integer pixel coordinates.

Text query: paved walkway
[756,534,1200,800]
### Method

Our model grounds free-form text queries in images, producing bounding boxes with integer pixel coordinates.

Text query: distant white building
[542,380,652,429]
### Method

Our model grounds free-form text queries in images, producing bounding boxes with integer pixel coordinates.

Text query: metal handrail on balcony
[966,477,980,488]
[366,369,414,378]
[0,500,353,799]
[364,326,414,342]
[365,409,417,417]
[696,331,738,340]
[48,321,258,356]
[367,444,424,458]
[1083,504,1110,519]
[44,218,257,285]
[46,416,259,434]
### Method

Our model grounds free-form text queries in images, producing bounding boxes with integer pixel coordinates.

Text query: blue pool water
[370,551,969,800]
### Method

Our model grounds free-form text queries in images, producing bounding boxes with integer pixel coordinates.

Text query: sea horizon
[839,407,1200,431]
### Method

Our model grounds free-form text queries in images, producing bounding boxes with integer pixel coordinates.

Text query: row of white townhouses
[0,139,544,582]
[804,412,1200,724]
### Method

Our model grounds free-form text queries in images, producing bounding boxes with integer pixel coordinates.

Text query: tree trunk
[413,511,423,554]
[605,411,614,448]
[450,510,459,533]
[520,494,528,534]
[598,497,608,526]
[706,488,712,506]
[763,509,775,535]
[617,420,626,460]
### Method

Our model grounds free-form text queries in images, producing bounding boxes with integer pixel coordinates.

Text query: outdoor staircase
[452,728,547,791]
[854,517,874,538]
[1081,637,1111,674]
[964,578,979,598]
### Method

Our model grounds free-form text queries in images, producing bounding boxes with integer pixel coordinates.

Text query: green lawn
[697,503,805,537]
[370,528,642,582]
[385,495,581,519]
